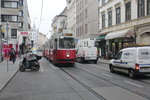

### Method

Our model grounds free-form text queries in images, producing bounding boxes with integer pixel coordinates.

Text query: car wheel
[109,65,115,73]
[129,69,136,79]
[94,60,97,64]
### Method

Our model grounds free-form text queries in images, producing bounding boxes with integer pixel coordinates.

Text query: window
[85,9,88,19]
[59,38,75,49]
[102,0,105,5]
[19,0,23,6]
[138,0,145,17]
[125,2,131,21]
[2,1,18,8]
[116,7,121,24]
[1,15,18,22]
[19,22,23,28]
[115,51,123,60]
[108,11,112,27]
[147,0,150,15]
[102,14,105,28]
[19,11,23,16]
[85,24,88,34]
[11,29,17,39]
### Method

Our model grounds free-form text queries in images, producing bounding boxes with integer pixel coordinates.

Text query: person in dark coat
[9,48,16,64]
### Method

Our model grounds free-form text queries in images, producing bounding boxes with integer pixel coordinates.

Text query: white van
[76,47,98,63]
[109,46,150,78]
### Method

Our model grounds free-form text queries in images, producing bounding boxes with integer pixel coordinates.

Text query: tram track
[72,63,150,100]
[87,63,150,85]
[59,67,106,100]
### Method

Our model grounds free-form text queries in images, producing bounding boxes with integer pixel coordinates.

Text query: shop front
[105,28,135,58]
[96,35,106,58]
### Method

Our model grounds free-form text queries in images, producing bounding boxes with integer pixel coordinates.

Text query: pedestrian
[9,48,16,64]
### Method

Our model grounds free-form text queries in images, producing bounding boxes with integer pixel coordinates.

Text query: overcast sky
[27,0,67,38]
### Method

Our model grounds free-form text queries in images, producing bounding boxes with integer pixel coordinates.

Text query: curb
[0,67,19,92]
[97,61,109,65]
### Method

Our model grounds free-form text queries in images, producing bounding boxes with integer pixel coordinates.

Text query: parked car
[109,46,150,78]
[76,46,98,63]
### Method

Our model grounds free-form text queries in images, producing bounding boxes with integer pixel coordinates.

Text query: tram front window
[59,38,75,49]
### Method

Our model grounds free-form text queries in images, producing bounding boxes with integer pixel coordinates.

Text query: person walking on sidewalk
[9,48,16,64]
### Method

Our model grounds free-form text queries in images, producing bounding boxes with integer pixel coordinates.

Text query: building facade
[18,0,31,54]
[31,24,38,51]
[1,0,31,56]
[38,32,47,50]
[76,0,99,39]
[51,7,67,35]
[98,0,150,58]
[66,0,76,36]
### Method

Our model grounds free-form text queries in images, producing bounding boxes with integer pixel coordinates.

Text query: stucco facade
[66,0,76,36]
[76,0,99,39]
[98,0,150,57]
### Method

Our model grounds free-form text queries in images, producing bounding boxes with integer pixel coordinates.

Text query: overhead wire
[38,0,44,30]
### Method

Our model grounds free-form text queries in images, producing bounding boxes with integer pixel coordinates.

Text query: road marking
[40,65,44,72]
[102,73,113,77]
[124,81,143,88]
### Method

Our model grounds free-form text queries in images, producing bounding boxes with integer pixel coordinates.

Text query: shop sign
[20,31,28,35]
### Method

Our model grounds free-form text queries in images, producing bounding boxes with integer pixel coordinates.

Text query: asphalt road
[0,58,150,100]
[0,58,101,100]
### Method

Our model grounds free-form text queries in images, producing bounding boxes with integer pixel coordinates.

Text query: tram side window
[50,39,53,49]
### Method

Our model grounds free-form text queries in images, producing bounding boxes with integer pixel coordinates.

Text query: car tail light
[135,64,140,70]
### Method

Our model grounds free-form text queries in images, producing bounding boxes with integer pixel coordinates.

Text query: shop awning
[96,35,106,40]
[105,28,134,40]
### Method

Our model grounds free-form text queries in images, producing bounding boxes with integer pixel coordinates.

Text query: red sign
[20,32,28,35]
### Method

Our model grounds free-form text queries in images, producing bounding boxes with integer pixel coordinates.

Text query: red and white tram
[43,33,76,66]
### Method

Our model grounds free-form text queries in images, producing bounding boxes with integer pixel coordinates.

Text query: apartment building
[30,24,38,51]
[38,32,47,50]
[66,0,76,36]
[76,0,99,39]
[1,0,20,57]
[18,0,31,53]
[51,7,67,35]
[1,0,31,55]
[98,0,150,58]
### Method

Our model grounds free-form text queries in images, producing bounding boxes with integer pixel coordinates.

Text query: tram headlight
[67,54,70,57]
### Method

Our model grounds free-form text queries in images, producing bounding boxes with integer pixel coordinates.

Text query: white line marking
[125,81,143,88]
[102,73,113,77]
[40,65,44,72]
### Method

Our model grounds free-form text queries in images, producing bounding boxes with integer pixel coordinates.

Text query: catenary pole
[6,22,9,72]
[0,25,2,62]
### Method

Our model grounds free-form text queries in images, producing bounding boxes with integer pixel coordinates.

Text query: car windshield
[59,37,75,49]
[138,49,150,60]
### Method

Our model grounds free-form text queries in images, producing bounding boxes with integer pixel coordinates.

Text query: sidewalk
[0,58,21,91]
[98,57,110,64]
